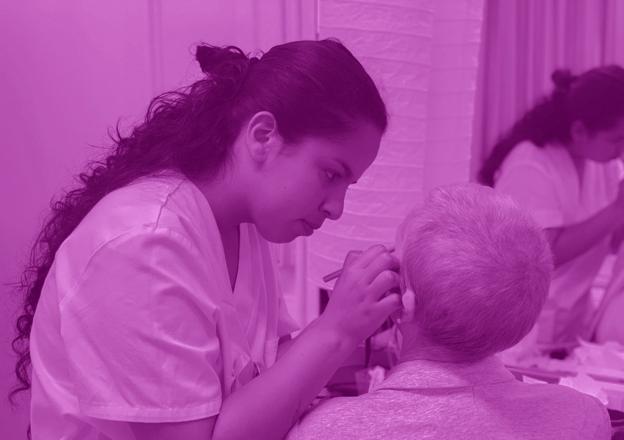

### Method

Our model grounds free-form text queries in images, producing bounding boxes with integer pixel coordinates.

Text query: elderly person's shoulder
[286,395,366,440]
[507,379,612,439]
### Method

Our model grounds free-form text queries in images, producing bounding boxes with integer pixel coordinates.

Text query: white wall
[307,0,484,320]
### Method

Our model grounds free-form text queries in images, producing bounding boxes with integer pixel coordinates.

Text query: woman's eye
[325,170,338,181]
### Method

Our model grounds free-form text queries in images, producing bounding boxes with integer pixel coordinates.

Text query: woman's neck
[190,172,249,236]
[563,141,587,183]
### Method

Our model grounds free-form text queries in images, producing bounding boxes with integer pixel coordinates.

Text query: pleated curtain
[471,0,624,177]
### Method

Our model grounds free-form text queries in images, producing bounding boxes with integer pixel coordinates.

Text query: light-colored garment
[29,172,298,440]
[596,247,624,344]
[287,356,612,440]
[495,141,621,344]
[596,290,624,344]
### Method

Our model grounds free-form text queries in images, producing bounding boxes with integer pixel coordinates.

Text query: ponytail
[10,44,262,403]
[478,69,575,186]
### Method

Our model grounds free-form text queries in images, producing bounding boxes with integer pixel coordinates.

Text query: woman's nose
[322,193,346,220]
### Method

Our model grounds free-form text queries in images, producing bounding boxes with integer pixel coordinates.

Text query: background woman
[479,65,624,354]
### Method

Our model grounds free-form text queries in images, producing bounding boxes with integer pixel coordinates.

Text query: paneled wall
[306,0,484,322]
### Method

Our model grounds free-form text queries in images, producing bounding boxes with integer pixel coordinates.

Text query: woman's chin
[258,226,300,244]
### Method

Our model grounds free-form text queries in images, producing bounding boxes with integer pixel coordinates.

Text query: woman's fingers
[353,244,393,269]
[367,269,401,301]
[320,252,403,345]
[334,245,393,286]
[342,250,363,268]
[362,252,400,284]
[374,291,403,318]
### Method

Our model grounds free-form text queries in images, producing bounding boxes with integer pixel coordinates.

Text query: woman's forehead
[308,124,382,165]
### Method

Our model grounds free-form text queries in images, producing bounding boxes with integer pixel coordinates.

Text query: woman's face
[250,122,382,243]
[575,116,624,162]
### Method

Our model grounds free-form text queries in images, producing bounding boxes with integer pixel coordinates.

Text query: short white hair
[396,183,553,360]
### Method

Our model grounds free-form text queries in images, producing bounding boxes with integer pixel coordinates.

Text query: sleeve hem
[531,210,564,229]
[80,400,221,423]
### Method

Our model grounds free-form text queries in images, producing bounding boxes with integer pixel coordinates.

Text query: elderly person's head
[396,183,553,362]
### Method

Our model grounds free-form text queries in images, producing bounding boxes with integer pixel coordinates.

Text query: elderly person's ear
[397,288,416,323]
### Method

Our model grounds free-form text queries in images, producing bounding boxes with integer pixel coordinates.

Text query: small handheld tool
[322,246,396,283]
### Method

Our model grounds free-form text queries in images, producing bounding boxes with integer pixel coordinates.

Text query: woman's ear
[245,111,283,164]
[570,119,589,145]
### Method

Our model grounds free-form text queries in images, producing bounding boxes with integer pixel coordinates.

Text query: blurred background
[2,1,624,437]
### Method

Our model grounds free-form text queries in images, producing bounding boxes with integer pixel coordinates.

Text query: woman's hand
[545,179,624,267]
[613,179,624,217]
[612,224,624,253]
[316,245,402,347]
[609,180,624,253]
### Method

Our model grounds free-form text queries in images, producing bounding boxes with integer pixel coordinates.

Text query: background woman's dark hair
[10,39,388,403]
[478,64,624,186]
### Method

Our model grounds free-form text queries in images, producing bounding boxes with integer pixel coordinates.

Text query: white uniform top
[595,248,624,343]
[30,172,299,439]
[495,141,621,344]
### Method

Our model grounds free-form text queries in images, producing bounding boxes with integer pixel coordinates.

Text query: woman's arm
[212,319,357,440]
[276,334,296,360]
[546,199,624,268]
[611,224,624,253]
[129,321,352,440]
[130,417,217,440]
[213,246,401,440]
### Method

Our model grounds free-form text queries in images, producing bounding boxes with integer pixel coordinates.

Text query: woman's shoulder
[501,141,572,175]
[505,140,562,162]
[65,171,219,255]
[86,172,187,228]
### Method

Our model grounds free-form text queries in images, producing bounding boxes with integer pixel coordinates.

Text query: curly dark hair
[9,38,388,410]
[479,64,624,186]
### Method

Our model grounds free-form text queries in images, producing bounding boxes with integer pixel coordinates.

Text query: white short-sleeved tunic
[29,172,299,439]
[595,247,624,343]
[495,141,621,345]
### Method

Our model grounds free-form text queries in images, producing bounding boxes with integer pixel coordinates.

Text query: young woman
[11,39,402,440]
[479,65,624,352]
